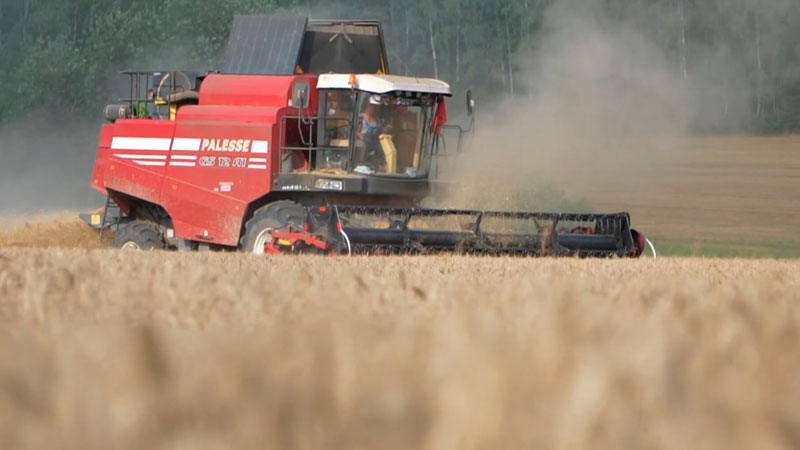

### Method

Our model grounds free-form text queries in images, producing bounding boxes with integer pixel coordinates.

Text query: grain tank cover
[298,20,388,74]
[221,15,308,75]
[220,15,389,75]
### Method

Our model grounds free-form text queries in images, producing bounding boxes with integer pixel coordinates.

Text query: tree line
[1,0,798,133]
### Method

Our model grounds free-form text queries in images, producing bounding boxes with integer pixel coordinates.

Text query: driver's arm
[381,109,394,133]
[356,114,364,139]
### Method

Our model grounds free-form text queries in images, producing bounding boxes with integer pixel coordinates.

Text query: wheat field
[0,135,798,449]
[1,227,799,449]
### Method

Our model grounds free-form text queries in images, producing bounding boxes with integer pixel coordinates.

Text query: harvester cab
[277,73,453,181]
[219,15,467,185]
[81,14,645,258]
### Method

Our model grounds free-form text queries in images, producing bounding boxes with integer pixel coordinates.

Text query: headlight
[314,178,344,191]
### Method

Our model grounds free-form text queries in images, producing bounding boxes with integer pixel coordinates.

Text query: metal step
[79,196,124,233]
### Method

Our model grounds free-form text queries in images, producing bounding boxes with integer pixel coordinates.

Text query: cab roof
[316,74,452,96]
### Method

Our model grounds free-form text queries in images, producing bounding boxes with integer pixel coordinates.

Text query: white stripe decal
[171,155,198,160]
[169,162,196,167]
[248,164,268,170]
[172,138,201,151]
[251,141,269,154]
[111,137,172,151]
[114,154,167,160]
[249,158,267,163]
[135,161,166,166]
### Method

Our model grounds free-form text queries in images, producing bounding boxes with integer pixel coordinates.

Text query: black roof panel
[220,15,308,75]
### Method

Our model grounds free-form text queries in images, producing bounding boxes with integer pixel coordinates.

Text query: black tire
[241,201,307,254]
[113,220,166,250]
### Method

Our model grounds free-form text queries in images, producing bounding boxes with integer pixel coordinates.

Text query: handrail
[119,71,196,120]
[278,115,353,173]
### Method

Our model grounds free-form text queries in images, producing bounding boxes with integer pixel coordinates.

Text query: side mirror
[466,90,475,116]
[291,81,310,109]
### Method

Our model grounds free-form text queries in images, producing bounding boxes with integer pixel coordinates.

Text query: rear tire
[113,220,166,250]
[241,201,306,254]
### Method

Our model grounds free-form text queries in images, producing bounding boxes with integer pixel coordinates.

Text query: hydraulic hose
[340,228,352,256]
[645,238,657,260]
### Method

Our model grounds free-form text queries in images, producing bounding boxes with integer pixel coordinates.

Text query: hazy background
[1,0,798,213]
[439,1,694,210]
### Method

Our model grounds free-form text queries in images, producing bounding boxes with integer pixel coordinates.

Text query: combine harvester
[82,16,646,257]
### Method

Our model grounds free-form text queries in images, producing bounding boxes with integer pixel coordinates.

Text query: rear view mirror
[292,81,310,108]
[466,90,475,116]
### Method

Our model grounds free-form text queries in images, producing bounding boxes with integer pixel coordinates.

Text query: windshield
[320,90,436,178]
[353,92,435,178]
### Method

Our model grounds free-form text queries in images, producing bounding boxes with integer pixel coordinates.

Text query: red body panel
[90,73,319,246]
[200,74,308,106]
[93,120,176,206]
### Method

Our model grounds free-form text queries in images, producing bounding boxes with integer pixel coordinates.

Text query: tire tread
[113,220,165,250]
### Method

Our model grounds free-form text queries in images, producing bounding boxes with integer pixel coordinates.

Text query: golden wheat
[0,240,798,449]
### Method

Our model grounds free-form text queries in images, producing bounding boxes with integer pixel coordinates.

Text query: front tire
[241,201,306,254]
[113,220,166,250]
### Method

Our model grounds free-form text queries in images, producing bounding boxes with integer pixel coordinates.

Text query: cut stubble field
[581,135,800,257]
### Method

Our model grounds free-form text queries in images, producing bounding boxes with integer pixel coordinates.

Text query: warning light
[349,74,358,88]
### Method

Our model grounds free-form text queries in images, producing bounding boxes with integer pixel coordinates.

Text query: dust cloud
[0,113,104,215]
[0,2,761,219]
[0,212,110,249]
[0,43,205,217]
[439,1,746,213]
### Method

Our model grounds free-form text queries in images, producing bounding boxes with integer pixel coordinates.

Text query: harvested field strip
[584,135,800,242]
[648,236,800,259]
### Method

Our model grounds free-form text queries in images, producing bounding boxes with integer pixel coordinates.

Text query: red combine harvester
[82,16,645,257]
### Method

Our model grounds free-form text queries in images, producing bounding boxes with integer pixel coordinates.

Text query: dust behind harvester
[81,14,645,257]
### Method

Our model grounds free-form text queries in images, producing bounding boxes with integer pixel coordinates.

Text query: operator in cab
[355,95,393,173]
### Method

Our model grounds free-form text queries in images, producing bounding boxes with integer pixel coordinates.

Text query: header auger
[81,14,646,258]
